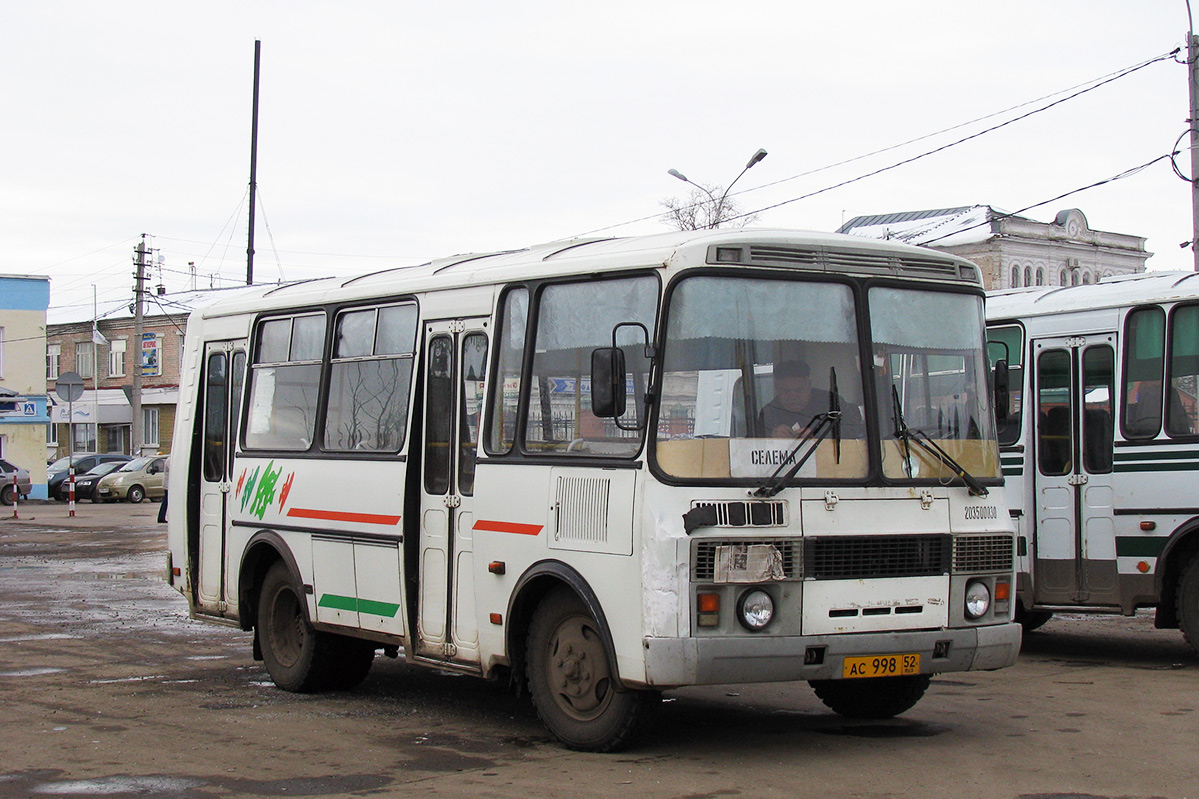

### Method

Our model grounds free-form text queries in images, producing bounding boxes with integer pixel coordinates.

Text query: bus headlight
[737,589,775,632]
[964,580,991,619]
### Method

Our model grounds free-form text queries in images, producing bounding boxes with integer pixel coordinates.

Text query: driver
[758,359,862,438]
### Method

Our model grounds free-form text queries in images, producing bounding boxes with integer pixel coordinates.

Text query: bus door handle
[443,494,461,508]
[1067,474,1089,486]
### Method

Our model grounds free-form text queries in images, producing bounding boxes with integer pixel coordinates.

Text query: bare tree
[660,150,768,231]
[660,183,759,231]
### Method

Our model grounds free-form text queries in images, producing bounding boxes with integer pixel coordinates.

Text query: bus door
[416,318,489,664]
[196,340,246,612]
[1032,335,1117,606]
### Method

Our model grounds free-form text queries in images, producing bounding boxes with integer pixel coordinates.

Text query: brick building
[46,288,233,461]
[837,206,1149,290]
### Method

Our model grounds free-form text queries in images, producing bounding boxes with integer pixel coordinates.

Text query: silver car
[0,458,32,505]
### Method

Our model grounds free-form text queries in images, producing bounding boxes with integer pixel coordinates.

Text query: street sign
[55,372,85,403]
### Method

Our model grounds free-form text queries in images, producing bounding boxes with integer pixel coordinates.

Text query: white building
[837,206,1148,291]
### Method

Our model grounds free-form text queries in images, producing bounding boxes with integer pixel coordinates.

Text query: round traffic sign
[55,371,85,403]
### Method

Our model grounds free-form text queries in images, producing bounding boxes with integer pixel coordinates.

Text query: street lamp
[667,148,768,228]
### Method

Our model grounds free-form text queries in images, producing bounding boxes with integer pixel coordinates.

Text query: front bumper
[640,622,1021,688]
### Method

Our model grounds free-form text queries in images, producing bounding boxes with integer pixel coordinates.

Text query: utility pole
[131,236,147,455]
[247,39,261,286]
[1190,32,1199,271]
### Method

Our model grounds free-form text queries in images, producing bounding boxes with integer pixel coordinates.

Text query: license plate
[842,653,921,679]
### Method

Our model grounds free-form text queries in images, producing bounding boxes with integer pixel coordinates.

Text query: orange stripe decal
[473,519,543,536]
[287,508,401,526]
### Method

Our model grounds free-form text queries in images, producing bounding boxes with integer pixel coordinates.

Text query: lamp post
[667,148,768,229]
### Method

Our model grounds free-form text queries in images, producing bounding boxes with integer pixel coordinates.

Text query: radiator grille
[693,540,800,581]
[953,534,1014,574]
[805,535,951,580]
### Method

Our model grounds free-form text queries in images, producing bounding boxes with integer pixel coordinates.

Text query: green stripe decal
[1115,537,1168,558]
[1115,449,1199,462]
[1114,462,1199,473]
[318,594,401,618]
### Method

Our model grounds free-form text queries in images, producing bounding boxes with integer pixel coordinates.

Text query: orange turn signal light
[994,581,1011,601]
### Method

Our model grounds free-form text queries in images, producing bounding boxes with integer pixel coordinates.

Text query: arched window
[1060,268,1068,285]
[1082,272,1092,284]
[1012,267,1020,287]
[1035,268,1044,285]
[1024,266,1032,286]
[1071,271,1080,286]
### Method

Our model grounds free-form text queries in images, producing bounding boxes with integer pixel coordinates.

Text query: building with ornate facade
[837,206,1149,290]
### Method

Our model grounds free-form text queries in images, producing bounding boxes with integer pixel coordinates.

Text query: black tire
[1015,604,1054,632]
[55,484,70,502]
[809,674,932,719]
[326,637,376,690]
[526,587,660,752]
[257,561,336,692]
[127,485,145,504]
[0,485,12,506]
[1177,555,1199,656]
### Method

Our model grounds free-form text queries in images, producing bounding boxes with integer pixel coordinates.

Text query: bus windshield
[655,275,869,481]
[653,276,1000,484]
[870,287,999,482]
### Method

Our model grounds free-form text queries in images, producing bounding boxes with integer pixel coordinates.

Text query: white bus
[986,271,1199,653]
[166,228,1020,751]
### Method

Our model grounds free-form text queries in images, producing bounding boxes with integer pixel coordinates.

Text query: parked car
[71,461,126,502]
[95,456,167,504]
[0,458,32,505]
[48,454,132,500]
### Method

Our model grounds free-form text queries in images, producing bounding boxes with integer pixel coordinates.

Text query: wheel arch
[1153,516,1199,628]
[238,530,305,633]
[505,560,626,691]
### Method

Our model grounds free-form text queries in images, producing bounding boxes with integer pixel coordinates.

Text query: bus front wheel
[257,561,336,692]
[1177,555,1199,655]
[809,674,931,719]
[526,587,659,752]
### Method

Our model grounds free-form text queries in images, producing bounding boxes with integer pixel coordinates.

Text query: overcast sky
[2,1,1193,313]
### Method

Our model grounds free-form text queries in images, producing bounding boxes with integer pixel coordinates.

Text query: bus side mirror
[993,360,1010,424]
[591,347,627,418]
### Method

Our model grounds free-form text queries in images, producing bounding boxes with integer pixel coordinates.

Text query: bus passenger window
[1122,306,1165,439]
[524,276,657,457]
[245,313,326,451]
[1037,350,1072,476]
[486,288,528,455]
[1168,304,1199,437]
[459,333,488,495]
[1082,346,1114,474]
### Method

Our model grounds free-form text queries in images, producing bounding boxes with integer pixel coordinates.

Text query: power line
[575,46,1180,236]
[725,49,1181,226]
[914,154,1173,247]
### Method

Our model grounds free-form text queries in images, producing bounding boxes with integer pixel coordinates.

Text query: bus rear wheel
[526,588,659,752]
[257,561,335,692]
[809,674,932,719]
[1177,555,1199,655]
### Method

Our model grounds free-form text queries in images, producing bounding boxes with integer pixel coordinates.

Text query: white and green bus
[166,228,1019,751]
[986,271,1199,653]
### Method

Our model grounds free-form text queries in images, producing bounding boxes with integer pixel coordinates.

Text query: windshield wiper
[753,409,841,499]
[754,366,844,498]
[891,385,988,497]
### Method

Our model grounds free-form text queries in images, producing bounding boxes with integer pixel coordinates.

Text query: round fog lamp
[964,580,991,619]
[737,589,775,632]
